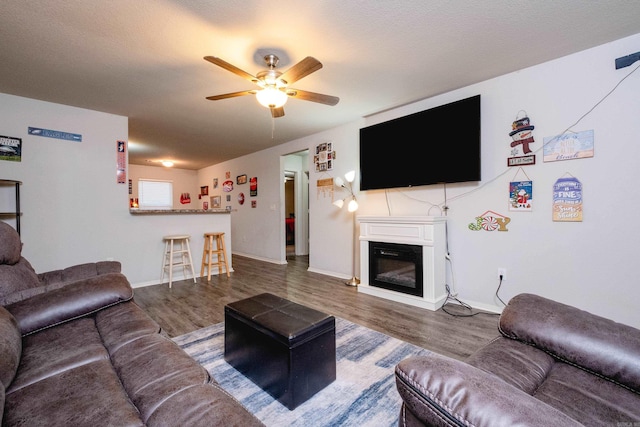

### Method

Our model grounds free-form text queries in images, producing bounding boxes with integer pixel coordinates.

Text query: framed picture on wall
[211,195,221,208]
[237,174,247,185]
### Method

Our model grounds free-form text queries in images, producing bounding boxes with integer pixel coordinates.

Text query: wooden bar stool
[161,235,196,288]
[201,232,230,280]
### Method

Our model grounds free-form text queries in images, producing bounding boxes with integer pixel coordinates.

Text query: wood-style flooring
[133,255,500,361]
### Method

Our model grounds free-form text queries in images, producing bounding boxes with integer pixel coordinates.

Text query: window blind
[138,179,173,209]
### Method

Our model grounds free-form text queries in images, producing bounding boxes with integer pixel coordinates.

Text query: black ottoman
[224,293,336,410]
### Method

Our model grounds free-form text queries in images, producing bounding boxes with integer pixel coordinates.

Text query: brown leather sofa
[395,293,640,426]
[0,222,264,426]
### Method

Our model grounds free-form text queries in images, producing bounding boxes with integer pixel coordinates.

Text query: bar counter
[126,208,232,287]
[129,208,231,215]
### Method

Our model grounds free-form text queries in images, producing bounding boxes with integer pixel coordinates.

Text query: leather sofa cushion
[0,222,21,265]
[395,352,583,427]
[0,306,21,389]
[4,359,144,427]
[109,333,211,423]
[38,260,121,286]
[7,272,133,336]
[146,382,268,427]
[95,301,160,353]
[499,293,640,391]
[467,337,555,394]
[536,363,640,424]
[7,317,108,393]
[0,257,41,305]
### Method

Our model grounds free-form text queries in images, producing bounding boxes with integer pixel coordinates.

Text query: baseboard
[232,251,286,265]
[306,266,351,280]
[131,269,235,289]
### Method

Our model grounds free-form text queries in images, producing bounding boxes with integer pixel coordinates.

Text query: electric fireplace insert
[369,241,423,297]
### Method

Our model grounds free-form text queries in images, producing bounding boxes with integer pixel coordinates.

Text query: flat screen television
[359,94,481,191]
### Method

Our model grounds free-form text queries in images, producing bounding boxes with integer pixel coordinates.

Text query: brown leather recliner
[395,293,640,426]
[0,222,264,426]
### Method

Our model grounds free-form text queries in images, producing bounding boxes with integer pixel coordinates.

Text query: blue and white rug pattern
[173,317,430,427]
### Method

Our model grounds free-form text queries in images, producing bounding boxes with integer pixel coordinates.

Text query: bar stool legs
[161,235,196,288]
[201,232,230,280]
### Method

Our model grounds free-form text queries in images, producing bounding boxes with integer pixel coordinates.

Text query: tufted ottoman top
[225,293,334,346]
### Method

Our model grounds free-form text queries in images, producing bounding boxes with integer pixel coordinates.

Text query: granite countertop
[129,208,231,214]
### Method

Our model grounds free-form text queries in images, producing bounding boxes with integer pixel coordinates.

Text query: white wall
[0,94,231,286]
[2,33,638,327]
[198,33,640,327]
[196,120,363,278]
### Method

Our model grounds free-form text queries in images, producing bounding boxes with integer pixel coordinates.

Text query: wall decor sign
[543,130,594,162]
[250,177,258,196]
[316,178,334,199]
[468,210,511,232]
[0,135,22,162]
[553,176,583,222]
[507,113,536,167]
[211,195,221,208]
[222,180,233,192]
[180,193,191,204]
[238,192,245,205]
[28,127,82,142]
[314,142,335,172]
[509,180,533,211]
[116,140,126,183]
[237,174,247,185]
[213,178,218,189]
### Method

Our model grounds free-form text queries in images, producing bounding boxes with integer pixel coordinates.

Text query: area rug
[173,317,431,427]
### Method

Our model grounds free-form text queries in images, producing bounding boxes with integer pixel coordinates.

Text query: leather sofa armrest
[499,293,640,391]
[395,353,583,427]
[38,261,122,286]
[6,273,133,336]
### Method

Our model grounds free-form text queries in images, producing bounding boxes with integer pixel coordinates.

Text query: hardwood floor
[133,255,500,361]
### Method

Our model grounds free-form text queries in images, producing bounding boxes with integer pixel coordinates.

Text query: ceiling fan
[204,54,339,118]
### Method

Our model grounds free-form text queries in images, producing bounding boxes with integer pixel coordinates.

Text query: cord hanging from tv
[359,94,481,191]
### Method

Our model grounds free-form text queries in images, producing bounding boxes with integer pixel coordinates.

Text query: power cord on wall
[441,253,501,318]
[441,284,499,318]
[496,274,507,306]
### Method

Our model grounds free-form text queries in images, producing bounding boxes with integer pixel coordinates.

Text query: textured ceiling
[1,1,639,169]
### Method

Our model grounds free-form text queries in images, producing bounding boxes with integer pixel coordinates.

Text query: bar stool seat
[161,234,196,288]
[201,232,230,280]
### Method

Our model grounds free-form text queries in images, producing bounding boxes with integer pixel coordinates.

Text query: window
[138,179,173,210]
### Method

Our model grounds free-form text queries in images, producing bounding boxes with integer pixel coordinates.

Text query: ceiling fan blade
[206,90,256,101]
[204,56,259,84]
[279,57,323,85]
[271,107,285,118]
[285,89,339,106]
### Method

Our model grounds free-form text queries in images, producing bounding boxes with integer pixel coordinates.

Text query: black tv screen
[359,94,481,191]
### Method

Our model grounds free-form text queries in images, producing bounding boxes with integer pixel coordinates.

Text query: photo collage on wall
[314,142,335,172]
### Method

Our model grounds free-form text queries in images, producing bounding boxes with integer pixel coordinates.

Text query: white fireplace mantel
[358,216,447,311]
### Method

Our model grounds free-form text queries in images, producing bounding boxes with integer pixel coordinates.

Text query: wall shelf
[0,179,22,235]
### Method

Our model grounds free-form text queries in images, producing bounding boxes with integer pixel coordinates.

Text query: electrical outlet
[498,268,507,281]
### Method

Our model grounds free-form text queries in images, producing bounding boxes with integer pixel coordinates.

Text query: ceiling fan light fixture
[256,87,288,108]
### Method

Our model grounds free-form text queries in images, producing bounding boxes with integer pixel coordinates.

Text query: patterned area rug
[173,317,431,427]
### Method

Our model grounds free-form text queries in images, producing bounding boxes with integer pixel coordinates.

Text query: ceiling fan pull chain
[271,116,276,139]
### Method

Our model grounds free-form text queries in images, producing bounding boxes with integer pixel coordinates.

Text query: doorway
[283,150,309,259]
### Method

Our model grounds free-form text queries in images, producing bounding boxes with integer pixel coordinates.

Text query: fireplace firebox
[369,241,423,297]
